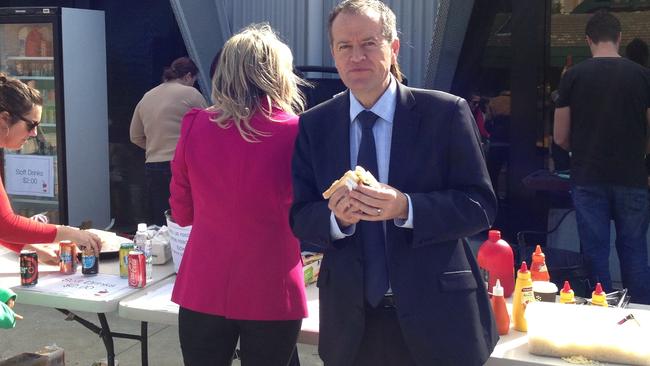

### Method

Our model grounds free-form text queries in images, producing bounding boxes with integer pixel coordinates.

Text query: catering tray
[85,229,133,259]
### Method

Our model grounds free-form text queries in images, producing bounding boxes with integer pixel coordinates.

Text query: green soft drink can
[119,243,135,278]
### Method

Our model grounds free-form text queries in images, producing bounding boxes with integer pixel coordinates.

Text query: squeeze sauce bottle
[591,282,608,307]
[512,261,535,332]
[477,230,515,297]
[491,279,510,335]
[559,280,575,304]
[530,245,550,282]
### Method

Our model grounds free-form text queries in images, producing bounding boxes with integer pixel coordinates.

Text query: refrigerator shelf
[14,76,54,80]
[6,56,54,61]
[10,198,58,205]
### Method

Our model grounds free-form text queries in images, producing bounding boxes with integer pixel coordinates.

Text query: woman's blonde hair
[210,23,308,142]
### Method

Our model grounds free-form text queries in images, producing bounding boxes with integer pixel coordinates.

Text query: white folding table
[0,247,175,366]
[118,276,320,364]
[119,275,650,366]
[118,276,320,344]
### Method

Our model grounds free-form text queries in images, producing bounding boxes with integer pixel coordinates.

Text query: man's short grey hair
[328,0,398,45]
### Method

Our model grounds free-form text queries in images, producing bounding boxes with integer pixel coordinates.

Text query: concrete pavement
[0,303,322,366]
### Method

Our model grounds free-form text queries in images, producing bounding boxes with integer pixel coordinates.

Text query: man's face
[330,10,399,105]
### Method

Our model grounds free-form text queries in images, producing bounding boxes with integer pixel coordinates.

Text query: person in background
[170,24,308,366]
[485,89,511,200]
[0,73,101,264]
[625,37,649,68]
[469,90,490,143]
[290,1,497,365]
[209,49,222,80]
[130,57,207,226]
[554,11,650,304]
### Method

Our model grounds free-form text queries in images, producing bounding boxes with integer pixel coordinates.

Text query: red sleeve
[0,239,24,253]
[0,179,57,245]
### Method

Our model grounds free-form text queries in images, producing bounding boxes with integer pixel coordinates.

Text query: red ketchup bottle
[491,279,510,335]
[530,244,550,282]
[478,230,514,297]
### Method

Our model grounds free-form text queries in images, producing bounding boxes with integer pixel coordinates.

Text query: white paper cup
[533,281,558,303]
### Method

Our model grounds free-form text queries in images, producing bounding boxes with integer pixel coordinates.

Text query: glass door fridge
[0,7,109,228]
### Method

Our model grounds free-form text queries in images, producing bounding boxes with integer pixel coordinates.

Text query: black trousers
[144,161,171,226]
[179,307,302,366]
[349,300,418,366]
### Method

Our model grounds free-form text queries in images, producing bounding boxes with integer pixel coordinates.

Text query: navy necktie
[356,110,389,307]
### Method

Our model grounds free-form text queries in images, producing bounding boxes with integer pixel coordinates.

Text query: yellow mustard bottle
[513,261,535,332]
[591,282,608,307]
[559,280,575,304]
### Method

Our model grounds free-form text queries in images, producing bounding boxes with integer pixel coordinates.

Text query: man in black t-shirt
[554,10,650,304]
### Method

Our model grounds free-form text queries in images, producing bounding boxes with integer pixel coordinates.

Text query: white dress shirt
[329,77,414,239]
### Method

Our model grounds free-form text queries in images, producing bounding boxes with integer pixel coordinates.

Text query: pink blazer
[170,107,307,320]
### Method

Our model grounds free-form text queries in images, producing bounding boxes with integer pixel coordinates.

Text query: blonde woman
[169,24,308,366]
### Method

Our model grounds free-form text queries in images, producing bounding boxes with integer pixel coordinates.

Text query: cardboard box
[0,345,64,366]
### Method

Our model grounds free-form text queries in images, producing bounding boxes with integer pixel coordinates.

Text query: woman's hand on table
[23,244,59,265]
[74,229,102,255]
[55,226,102,255]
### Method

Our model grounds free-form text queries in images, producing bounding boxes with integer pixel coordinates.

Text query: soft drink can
[128,250,146,288]
[119,243,135,278]
[59,240,77,274]
[20,250,38,286]
[81,253,99,275]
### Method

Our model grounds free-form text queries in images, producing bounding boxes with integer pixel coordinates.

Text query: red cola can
[20,250,38,286]
[128,250,146,288]
[59,240,78,274]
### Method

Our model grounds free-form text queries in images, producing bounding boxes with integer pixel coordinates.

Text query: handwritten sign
[4,154,55,197]
[19,273,133,299]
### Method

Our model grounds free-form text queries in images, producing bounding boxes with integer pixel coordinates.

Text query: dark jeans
[144,161,171,226]
[346,301,417,366]
[572,184,650,304]
[179,307,302,366]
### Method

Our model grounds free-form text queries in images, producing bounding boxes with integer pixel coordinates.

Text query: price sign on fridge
[4,154,55,197]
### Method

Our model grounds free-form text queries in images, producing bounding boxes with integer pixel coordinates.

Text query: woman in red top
[0,73,101,262]
[170,24,308,366]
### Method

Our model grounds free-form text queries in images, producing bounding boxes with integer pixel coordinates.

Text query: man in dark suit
[290,1,498,365]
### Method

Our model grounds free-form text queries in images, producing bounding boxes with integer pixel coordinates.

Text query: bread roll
[322,166,380,199]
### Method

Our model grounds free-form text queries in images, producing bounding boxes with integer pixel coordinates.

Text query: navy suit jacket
[290,83,498,366]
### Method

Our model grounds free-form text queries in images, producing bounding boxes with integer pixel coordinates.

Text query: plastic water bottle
[133,223,152,281]
[134,223,148,251]
[144,239,153,282]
